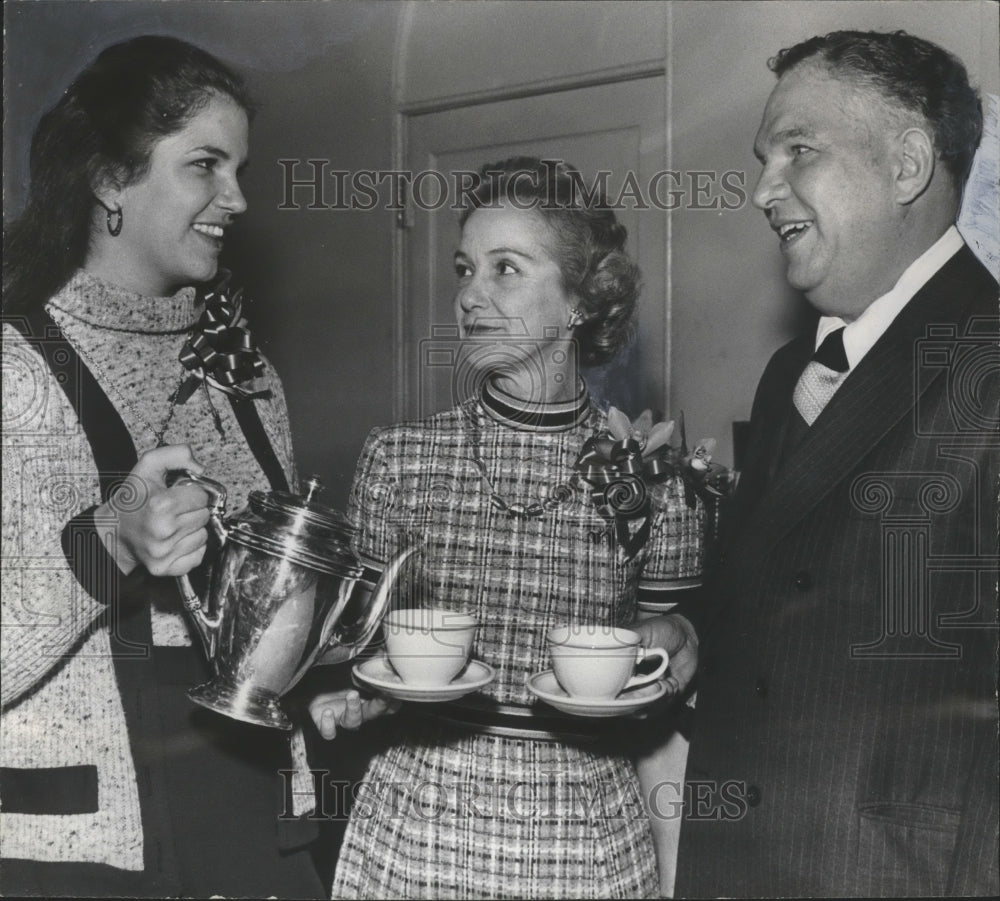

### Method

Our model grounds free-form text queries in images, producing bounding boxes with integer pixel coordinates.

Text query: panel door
[402,75,668,419]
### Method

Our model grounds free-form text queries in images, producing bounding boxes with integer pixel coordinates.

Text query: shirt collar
[814,226,964,370]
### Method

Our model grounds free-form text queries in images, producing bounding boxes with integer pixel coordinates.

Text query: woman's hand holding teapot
[98,444,213,577]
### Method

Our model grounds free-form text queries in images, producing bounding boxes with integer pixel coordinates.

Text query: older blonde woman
[311,157,699,900]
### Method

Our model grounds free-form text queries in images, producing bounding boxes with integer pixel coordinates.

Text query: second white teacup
[384,607,476,687]
[547,623,669,699]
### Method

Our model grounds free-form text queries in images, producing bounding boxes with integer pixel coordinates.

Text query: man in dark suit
[665,30,998,897]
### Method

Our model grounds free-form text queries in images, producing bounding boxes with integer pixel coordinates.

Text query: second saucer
[526,669,666,717]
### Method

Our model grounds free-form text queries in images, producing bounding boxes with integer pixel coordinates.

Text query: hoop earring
[106,206,123,237]
[567,307,583,329]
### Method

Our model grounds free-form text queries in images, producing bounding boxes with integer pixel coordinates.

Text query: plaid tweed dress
[331,380,703,900]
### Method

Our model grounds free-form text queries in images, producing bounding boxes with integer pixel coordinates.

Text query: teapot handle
[165,469,229,662]
[165,469,228,547]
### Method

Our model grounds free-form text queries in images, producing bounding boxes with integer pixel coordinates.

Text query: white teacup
[547,624,669,699]
[383,607,476,686]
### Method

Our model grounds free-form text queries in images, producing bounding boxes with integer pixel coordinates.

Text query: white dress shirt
[813,226,965,370]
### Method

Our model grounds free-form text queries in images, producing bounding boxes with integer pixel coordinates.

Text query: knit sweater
[1,270,297,868]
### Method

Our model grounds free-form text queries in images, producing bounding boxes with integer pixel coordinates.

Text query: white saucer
[525,670,667,717]
[353,655,496,703]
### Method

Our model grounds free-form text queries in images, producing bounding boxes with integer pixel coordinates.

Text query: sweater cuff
[60,505,148,605]
[637,581,703,620]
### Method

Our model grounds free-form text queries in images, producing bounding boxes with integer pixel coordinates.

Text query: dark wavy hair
[3,35,255,314]
[770,30,982,189]
[458,157,641,366]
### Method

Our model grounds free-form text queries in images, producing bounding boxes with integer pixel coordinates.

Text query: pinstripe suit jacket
[675,244,999,898]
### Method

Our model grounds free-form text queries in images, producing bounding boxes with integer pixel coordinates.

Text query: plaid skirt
[331,720,659,900]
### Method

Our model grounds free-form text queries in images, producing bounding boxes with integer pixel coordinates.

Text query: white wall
[397,0,667,103]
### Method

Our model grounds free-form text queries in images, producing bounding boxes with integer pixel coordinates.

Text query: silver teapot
[170,472,413,730]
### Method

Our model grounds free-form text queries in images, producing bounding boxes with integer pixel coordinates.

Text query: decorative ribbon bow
[573,408,675,557]
[573,407,732,558]
[176,272,271,403]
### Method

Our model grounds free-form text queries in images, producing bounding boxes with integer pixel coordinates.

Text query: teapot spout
[368,542,420,625]
[315,543,421,666]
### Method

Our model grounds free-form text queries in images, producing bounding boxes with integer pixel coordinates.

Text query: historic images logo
[849,317,1000,659]
[276,159,748,213]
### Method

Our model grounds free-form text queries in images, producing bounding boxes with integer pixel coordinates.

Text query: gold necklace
[71,340,188,448]
[465,408,580,518]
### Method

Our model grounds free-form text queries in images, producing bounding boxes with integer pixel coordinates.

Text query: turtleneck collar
[46,269,201,335]
[480,376,590,432]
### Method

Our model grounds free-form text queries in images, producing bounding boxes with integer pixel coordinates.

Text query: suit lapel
[729,245,988,571]
[726,337,811,540]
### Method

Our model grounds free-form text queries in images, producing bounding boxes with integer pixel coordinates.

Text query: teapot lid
[228,476,362,577]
